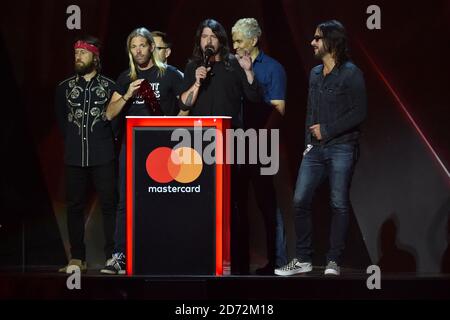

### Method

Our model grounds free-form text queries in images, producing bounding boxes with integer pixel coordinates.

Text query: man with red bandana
[55,36,117,273]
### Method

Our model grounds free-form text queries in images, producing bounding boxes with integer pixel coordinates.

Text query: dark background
[0,0,449,273]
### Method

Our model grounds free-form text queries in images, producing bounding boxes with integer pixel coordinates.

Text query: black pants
[230,164,249,274]
[237,163,277,270]
[66,162,116,261]
[113,144,126,254]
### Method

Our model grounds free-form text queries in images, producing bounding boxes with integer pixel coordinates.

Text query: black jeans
[66,162,116,261]
[235,164,285,268]
[113,145,127,254]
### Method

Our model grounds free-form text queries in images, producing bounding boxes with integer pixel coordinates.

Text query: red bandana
[74,41,100,56]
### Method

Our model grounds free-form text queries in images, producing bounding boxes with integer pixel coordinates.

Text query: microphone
[199,46,215,84]
[203,46,214,67]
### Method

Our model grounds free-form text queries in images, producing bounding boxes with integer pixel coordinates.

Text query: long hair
[317,20,350,67]
[191,19,231,67]
[126,27,166,81]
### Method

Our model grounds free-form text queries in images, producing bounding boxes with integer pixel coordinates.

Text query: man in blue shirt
[232,18,288,275]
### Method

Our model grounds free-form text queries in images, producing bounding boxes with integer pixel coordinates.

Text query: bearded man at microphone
[179,19,261,274]
[179,19,260,128]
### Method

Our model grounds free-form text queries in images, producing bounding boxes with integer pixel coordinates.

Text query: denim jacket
[305,61,367,146]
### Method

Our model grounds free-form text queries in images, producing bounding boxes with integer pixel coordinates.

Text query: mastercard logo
[146,147,203,184]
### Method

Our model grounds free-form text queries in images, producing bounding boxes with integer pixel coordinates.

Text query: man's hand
[235,50,252,71]
[125,79,144,100]
[309,124,322,140]
[195,66,211,85]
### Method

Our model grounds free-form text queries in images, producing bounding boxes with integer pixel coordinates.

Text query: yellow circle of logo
[146,147,203,184]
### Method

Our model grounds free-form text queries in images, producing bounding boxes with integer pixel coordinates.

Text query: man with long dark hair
[179,19,260,128]
[275,20,367,276]
[55,36,116,273]
[179,19,261,274]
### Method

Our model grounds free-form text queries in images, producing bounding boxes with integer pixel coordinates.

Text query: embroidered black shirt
[55,74,116,167]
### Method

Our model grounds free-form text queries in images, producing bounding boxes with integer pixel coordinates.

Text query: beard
[75,59,95,75]
[133,53,152,68]
[313,46,327,60]
[203,44,218,55]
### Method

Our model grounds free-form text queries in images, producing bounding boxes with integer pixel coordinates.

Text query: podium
[126,117,231,276]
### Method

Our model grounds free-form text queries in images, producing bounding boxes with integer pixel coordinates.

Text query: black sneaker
[101,253,126,275]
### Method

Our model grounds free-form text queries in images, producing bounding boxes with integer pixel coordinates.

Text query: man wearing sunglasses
[275,20,367,276]
[151,31,174,66]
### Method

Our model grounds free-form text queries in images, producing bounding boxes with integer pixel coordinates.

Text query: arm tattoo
[185,91,194,106]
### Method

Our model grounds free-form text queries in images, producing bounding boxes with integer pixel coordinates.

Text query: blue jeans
[293,143,358,264]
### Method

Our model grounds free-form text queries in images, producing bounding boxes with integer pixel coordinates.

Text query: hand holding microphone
[194,66,211,85]
[194,46,215,86]
[202,46,214,67]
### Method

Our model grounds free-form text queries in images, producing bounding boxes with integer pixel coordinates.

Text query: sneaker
[324,261,340,275]
[58,259,87,273]
[274,258,312,276]
[100,253,126,275]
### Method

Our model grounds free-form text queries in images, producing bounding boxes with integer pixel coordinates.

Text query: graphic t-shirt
[114,65,184,116]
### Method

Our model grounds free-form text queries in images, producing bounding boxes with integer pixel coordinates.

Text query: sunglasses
[312,35,323,42]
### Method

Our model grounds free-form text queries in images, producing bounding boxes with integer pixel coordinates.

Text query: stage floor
[1,267,449,300]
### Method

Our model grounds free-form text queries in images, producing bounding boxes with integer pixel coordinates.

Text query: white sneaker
[100,253,126,275]
[324,261,340,275]
[274,258,312,276]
